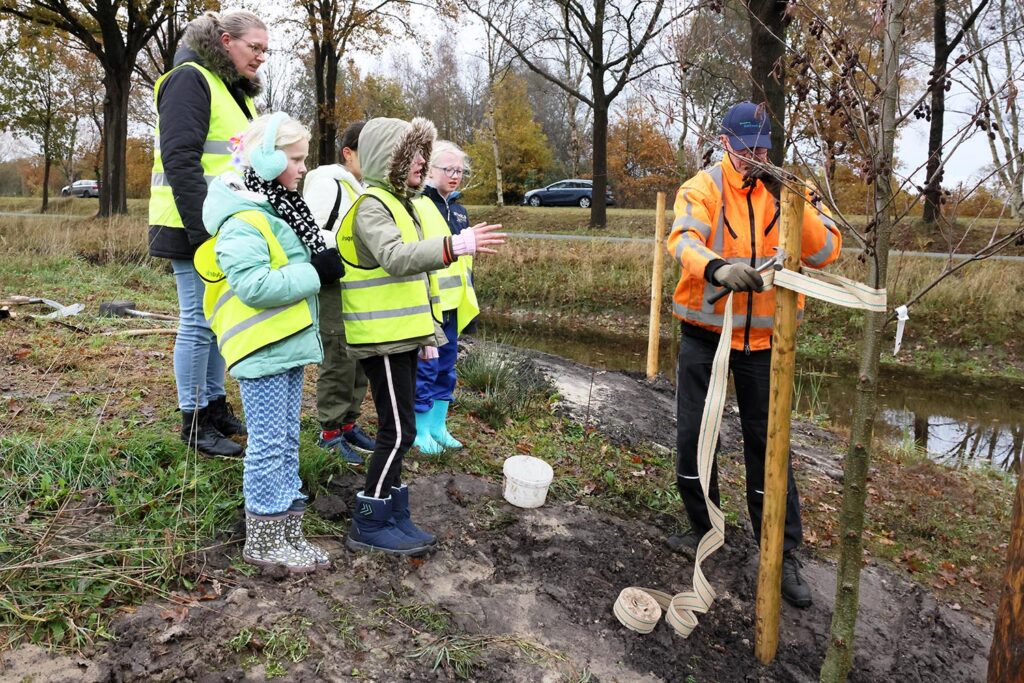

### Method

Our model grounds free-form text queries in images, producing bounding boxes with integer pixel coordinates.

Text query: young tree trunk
[589,5,608,229]
[319,41,339,166]
[988,468,1024,681]
[747,0,788,166]
[98,66,130,216]
[819,0,905,679]
[922,0,947,224]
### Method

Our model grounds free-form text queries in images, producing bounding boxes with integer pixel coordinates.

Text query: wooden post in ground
[647,192,667,380]
[755,186,804,664]
[988,467,1024,682]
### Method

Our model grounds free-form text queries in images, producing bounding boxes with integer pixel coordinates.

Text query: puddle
[479,314,1023,473]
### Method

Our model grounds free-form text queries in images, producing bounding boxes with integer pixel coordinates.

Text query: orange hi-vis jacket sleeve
[666,157,842,351]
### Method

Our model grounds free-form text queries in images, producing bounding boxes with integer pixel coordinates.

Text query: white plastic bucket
[502,455,554,508]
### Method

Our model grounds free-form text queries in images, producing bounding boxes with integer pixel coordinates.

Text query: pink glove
[451,230,477,257]
[419,345,439,361]
[451,223,506,257]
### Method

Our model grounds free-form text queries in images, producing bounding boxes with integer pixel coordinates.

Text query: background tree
[297,0,408,165]
[467,0,691,227]
[0,28,78,212]
[0,0,171,216]
[745,0,790,164]
[956,0,1024,217]
[605,98,679,207]
[136,0,220,88]
[463,72,552,204]
[921,0,992,224]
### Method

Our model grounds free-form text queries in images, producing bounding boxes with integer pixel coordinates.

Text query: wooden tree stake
[988,467,1024,682]
[647,192,667,380]
[755,186,804,663]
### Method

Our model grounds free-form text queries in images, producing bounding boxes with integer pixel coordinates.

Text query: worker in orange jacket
[666,101,842,609]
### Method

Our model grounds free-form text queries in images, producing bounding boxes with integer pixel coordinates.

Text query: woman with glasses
[410,141,484,454]
[148,10,271,458]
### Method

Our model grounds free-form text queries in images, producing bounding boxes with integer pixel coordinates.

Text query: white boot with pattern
[284,511,331,568]
[243,512,318,573]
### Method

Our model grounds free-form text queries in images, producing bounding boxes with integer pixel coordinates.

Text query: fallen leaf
[160,606,188,623]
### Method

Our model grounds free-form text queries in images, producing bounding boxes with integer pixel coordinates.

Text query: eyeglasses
[234,37,272,57]
[730,146,769,160]
[432,165,469,179]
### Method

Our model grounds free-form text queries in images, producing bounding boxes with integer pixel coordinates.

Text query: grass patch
[229,615,314,678]
[457,343,553,428]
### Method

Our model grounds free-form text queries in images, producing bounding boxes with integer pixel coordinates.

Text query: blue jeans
[239,367,306,515]
[172,259,226,411]
[415,311,458,413]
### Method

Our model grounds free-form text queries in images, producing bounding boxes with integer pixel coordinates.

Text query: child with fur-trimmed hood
[339,117,505,556]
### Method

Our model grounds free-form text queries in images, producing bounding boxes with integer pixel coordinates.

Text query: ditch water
[479,314,1024,473]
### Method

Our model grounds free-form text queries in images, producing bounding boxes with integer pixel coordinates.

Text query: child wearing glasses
[411,141,487,454]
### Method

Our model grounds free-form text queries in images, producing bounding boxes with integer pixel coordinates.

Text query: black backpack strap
[324,179,344,232]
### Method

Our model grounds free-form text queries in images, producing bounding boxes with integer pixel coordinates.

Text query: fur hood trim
[387,117,435,199]
[181,15,262,98]
[358,117,436,199]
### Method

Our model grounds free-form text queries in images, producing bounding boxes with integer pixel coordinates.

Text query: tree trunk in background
[746,0,789,166]
[922,0,947,224]
[988,468,1024,681]
[99,65,130,216]
[819,0,905,678]
[40,156,51,213]
[486,86,504,207]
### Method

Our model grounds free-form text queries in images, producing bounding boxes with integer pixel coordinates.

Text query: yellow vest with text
[412,196,480,333]
[193,210,313,369]
[149,62,257,228]
[337,187,441,344]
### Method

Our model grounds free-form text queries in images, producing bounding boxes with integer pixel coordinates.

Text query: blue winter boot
[390,484,436,546]
[430,400,462,449]
[413,410,443,455]
[346,492,430,556]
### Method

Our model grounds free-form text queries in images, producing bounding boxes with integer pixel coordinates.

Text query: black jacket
[422,185,470,236]
[148,46,258,260]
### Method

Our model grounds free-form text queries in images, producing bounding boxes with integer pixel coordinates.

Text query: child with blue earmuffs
[196,111,344,573]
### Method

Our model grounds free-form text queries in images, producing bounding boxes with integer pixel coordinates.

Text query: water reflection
[479,314,1023,473]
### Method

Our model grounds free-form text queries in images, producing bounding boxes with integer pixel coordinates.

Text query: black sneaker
[666,530,702,559]
[181,409,244,458]
[781,551,813,608]
[206,396,247,437]
[342,424,376,455]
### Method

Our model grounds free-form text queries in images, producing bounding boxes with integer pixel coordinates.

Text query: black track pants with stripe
[675,331,803,551]
[360,349,418,499]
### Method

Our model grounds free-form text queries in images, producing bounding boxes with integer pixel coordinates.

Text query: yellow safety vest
[149,62,257,228]
[337,187,441,344]
[193,210,313,369]
[412,196,480,333]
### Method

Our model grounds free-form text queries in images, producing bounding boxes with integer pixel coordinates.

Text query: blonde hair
[239,113,310,167]
[431,140,468,170]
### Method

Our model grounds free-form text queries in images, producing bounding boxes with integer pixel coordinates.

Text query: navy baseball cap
[720,101,772,150]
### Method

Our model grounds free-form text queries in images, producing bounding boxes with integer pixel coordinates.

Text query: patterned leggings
[238,367,305,515]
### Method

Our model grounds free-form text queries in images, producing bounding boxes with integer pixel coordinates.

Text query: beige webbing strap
[613,268,885,638]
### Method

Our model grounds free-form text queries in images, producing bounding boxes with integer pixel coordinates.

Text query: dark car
[61,180,101,198]
[523,179,615,208]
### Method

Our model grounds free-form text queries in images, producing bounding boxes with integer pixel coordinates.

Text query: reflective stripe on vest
[149,62,257,228]
[338,187,441,344]
[193,210,313,369]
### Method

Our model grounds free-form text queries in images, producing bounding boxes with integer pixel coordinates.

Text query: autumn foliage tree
[463,73,552,204]
[606,100,679,207]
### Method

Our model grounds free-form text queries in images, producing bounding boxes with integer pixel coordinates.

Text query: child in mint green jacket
[201,112,344,573]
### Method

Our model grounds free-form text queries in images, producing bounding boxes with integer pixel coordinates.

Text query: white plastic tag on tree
[893,305,909,355]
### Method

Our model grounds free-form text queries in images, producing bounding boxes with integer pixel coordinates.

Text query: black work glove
[713,263,764,292]
[310,248,344,287]
[743,165,782,202]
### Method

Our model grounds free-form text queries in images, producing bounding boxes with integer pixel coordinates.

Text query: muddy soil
[1,350,992,682]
